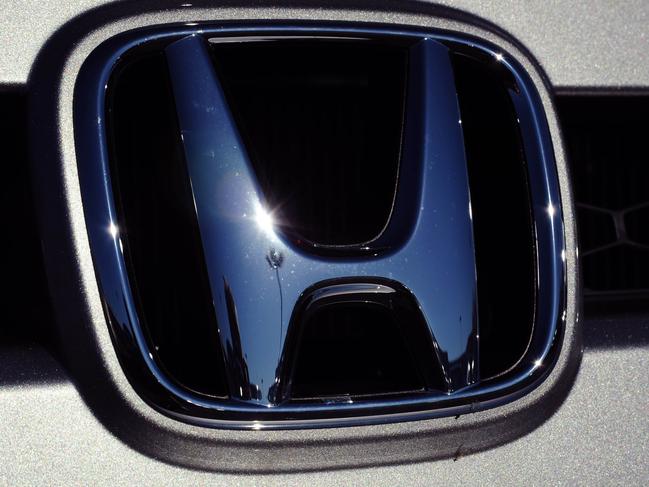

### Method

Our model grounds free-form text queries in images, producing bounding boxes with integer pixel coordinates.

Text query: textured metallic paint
[3,329,647,484]
[3,0,649,89]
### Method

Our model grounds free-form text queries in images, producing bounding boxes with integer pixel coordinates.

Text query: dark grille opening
[558,96,649,308]
[209,39,407,246]
[451,50,536,379]
[0,93,53,346]
[290,304,427,399]
[106,52,227,397]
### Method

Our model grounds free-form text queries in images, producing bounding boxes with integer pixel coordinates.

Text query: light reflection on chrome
[254,201,276,239]
[108,222,119,239]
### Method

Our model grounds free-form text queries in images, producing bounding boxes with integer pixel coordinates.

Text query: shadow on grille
[0,93,53,346]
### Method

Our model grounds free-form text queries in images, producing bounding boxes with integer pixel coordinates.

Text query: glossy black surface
[451,50,536,379]
[281,279,445,399]
[74,25,566,428]
[106,50,227,398]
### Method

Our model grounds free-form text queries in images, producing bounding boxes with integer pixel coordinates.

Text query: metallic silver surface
[0,328,646,485]
[1,1,648,89]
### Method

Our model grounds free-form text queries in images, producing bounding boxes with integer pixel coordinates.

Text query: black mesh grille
[558,96,649,304]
